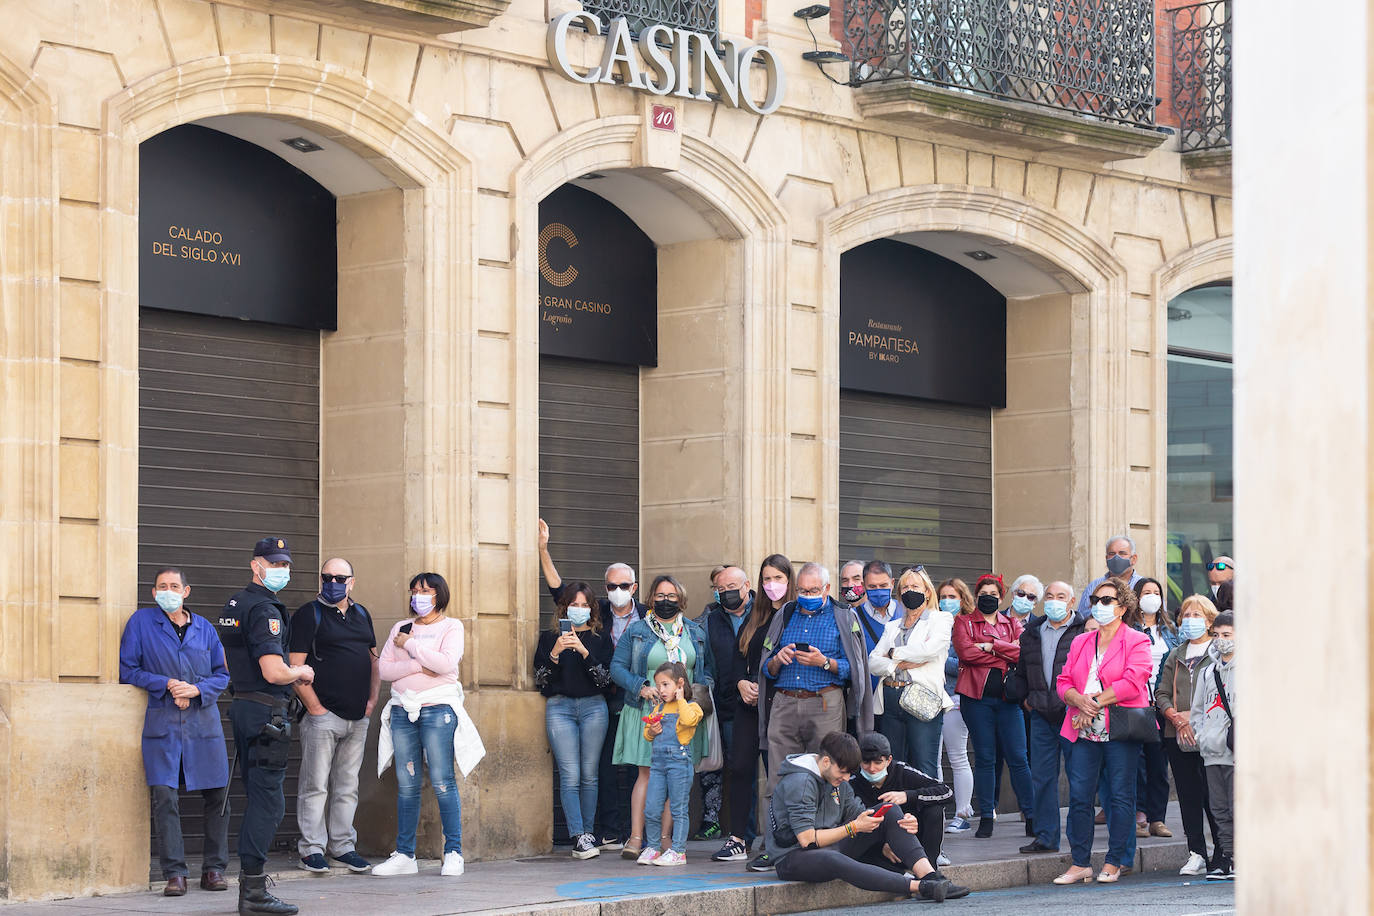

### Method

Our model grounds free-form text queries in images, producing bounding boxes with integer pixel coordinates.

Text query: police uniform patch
[269,618,281,636]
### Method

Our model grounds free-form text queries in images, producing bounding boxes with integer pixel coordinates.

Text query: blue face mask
[1091,603,1118,626]
[938,597,961,614]
[260,566,290,593]
[320,581,348,605]
[860,767,887,783]
[866,588,892,609]
[1011,595,1035,616]
[797,594,825,612]
[567,607,592,627]
[1179,617,1207,640]
[155,590,183,614]
[1042,599,1069,622]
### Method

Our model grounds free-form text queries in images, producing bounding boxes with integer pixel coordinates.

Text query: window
[1165,281,1232,610]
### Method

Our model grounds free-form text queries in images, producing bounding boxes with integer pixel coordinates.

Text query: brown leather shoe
[163,876,187,897]
[1149,821,1173,838]
[199,870,229,891]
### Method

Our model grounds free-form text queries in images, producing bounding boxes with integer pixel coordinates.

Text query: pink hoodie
[378,615,464,696]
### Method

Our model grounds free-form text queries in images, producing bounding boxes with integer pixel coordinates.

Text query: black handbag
[1108,706,1161,744]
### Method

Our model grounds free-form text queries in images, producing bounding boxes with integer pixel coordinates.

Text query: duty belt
[231,690,290,709]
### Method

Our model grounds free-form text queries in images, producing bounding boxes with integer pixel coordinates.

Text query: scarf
[647,613,686,663]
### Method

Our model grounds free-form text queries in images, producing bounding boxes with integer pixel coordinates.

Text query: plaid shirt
[771,602,849,692]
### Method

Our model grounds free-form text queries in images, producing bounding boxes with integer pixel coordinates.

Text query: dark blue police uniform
[217,545,295,879]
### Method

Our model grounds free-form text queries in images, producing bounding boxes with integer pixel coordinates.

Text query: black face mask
[900,589,926,611]
[653,598,680,619]
[976,594,1001,614]
[719,589,745,611]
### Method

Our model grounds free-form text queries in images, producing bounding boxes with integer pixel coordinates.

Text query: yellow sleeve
[677,700,704,728]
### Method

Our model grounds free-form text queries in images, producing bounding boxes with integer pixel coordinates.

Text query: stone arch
[511,115,790,648]
[0,54,58,683]
[820,184,1130,588]
[99,54,478,654]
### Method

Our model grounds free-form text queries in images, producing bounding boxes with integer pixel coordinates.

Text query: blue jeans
[645,735,693,853]
[545,695,609,838]
[961,694,1034,819]
[880,686,944,776]
[1067,738,1140,867]
[390,705,462,856]
[1028,713,1071,848]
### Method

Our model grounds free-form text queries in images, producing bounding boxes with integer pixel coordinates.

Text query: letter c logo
[539,222,578,288]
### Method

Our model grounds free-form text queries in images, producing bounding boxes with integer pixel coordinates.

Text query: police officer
[218,537,315,916]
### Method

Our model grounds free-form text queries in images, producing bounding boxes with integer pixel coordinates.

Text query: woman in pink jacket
[1052,576,1153,886]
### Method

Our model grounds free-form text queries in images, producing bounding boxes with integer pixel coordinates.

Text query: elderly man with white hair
[1015,579,1086,854]
[1076,535,1144,616]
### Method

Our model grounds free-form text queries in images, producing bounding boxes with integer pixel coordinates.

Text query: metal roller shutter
[538,355,639,842]
[839,389,993,583]
[138,307,320,863]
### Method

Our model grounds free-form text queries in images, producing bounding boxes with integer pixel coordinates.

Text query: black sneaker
[712,838,749,862]
[1019,840,1057,854]
[331,851,371,873]
[974,817,994,838]
[747,852,773,872]
[693,821,722,841]
[931,872,971,900]
[917,875,949,902]
[596,835,624,851]
[297,853,329,873]
[572,834,601,860]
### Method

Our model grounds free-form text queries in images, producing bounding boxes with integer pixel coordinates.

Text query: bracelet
[845,821,855,838]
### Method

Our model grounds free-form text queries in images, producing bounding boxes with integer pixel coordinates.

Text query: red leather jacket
[952,612,1023,700]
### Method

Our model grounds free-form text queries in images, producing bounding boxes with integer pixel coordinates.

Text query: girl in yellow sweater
[637,661,703,866]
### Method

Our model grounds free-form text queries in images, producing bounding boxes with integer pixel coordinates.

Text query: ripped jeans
[390,704,462,856]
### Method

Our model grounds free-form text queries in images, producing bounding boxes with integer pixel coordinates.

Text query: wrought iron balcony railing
[1170,0,1230,152]
[580,0,718,42]
[843,0,1158,130]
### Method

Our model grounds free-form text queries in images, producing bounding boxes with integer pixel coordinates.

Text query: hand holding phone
[559,618,573,635]
[871,802,894,818]
[399,622,413,634]
[794,642,811,654]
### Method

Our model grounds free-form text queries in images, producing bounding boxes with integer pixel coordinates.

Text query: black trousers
[594,700,633,842]
[774,807,924,896]
[1136,727,1171,822]
[727,706,763,840]
[230,699,288,874]
[151,783,229,879]
[857,801,944,870]
[1163,737,1222,860]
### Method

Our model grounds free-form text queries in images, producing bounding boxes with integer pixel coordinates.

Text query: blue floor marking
[555,871,782,900]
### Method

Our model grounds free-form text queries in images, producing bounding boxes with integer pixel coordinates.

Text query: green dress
[611,636,708,767]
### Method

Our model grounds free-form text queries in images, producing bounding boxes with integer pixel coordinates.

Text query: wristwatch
[822,657,832,672]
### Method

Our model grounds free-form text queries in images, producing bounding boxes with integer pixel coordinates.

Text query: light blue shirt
[1076,571,1143,616]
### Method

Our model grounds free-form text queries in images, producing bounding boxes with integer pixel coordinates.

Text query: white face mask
[607,586,633,609]
[1139,593,1162,616]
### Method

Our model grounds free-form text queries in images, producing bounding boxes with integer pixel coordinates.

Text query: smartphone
[399,622,413,634]
[871,803,894,818]
[560,618,573,635]
[794,642,811,654]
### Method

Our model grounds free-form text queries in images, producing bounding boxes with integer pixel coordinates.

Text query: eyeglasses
[1093,595,1118,606]
[1013,589,1039,601]
[797,587,825,597]
[1206,562,1232,572]
[606,582,634,591]
[320,574,351,583]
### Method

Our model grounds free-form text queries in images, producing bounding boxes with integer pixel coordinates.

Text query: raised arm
[537,518,563,591]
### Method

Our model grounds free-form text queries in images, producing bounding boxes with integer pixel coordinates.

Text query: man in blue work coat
[218,538,315,916]
[119,565,232,897]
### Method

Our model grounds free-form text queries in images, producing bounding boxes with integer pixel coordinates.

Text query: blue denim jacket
[610,616,714,711]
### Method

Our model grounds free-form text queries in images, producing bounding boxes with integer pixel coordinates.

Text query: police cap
[252,537,292,563]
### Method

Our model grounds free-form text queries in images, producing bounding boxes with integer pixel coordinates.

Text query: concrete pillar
[1233,0,1369,910]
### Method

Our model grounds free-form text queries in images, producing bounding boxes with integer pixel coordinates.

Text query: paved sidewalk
[4,805,1190,914]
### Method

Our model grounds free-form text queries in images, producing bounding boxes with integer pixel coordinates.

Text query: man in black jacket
[697,565,754,845]
[1016,580,1086,854]
[849,733,951,870]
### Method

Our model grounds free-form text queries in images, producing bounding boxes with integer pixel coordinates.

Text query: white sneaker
[653,850,686,867]
[1180,851,1208,876]
[936,852,952,867]
[372,852,418,876]
[441,852,465,876]
[636,847,661,865]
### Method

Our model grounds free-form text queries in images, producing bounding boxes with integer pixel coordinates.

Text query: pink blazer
[1054,625,1153,742]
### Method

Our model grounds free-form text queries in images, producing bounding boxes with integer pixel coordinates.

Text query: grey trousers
[765,690,847,795]
[1204,763,1234,863]
[151,783,229,879]
[296,709,370,857]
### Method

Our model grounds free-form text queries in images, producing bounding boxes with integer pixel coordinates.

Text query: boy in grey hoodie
[766,732,969,902]
[1190,611,1235,881]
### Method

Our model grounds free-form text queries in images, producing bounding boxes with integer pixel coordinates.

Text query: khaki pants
[765,690,847,795]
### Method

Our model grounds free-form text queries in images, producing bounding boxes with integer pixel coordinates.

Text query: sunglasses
[1013,589,1039,601]
[1206,562,1232,571]
[320,574,351,584]
[1093,595,1118,606]
[606,582,634,591]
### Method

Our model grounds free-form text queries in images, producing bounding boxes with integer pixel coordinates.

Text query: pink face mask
[763,581,788,602]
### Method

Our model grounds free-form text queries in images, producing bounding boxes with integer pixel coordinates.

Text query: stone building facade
[0,0,1231,899]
